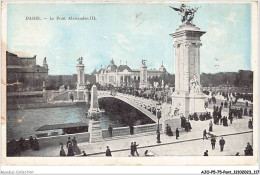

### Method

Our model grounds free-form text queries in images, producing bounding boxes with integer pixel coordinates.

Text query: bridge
[45,89,173,123]
[97,91,162,123]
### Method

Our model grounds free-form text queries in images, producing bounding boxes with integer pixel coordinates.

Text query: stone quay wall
[8,123,162,150]
[102,123,162,138]
[37,132,90,148]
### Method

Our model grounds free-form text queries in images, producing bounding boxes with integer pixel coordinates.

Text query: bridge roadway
[97,91,160,123]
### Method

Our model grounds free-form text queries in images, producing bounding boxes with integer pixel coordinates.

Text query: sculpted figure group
[190,74,203,94]
[170,4,200,23]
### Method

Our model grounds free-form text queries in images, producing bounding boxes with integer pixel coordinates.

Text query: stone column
[89,85,99,112]
[77,61,86,91]
[140,62,148,88]
[183,43,190,92]
[195,43,202,84]
[174,43,180,91]
[170,23,206,116]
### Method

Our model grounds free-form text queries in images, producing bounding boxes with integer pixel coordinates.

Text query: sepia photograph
[1,1,258,168]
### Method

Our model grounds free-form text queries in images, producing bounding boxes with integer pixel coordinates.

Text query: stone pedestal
[139,61,149,88]
[171,91,190,117]
[189,93,206,114]
[88,120,103,143]
[77,63,87,90]
[170,22,206,116]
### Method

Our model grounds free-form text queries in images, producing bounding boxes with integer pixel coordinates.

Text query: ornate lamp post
[156,102,162,143]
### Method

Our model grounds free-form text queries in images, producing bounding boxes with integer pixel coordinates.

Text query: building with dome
[95,59,167,88]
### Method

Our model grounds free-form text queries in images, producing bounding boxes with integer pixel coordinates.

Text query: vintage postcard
[1,1,258,166]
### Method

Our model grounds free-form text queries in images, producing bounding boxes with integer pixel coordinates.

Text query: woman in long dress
[209,121,213,132]
[72,137,81,155]
[67,142,74,156]
[59,143,66,156]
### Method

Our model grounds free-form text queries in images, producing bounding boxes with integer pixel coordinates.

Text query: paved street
[20,112,253,157]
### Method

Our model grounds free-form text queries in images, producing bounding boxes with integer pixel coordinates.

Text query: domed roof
[159,61,166,72]
[106,58,117,72]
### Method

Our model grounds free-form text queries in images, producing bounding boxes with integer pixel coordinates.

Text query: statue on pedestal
[169,4,200,23]
[77,57,83,64]
[141,59,147,66]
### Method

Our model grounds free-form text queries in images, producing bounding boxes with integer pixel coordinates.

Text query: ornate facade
[6,51,49,92]
[95,59,167,87]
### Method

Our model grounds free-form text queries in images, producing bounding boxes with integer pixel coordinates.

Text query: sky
[7,3,252,75]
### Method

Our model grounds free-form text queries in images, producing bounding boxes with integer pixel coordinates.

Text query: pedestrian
[219,137,225,152]
[144,150,155,157]
[72,137,81,155]
[248,119,253,129]
[34,138,39,151]
[166,124,173,136]
[66,137,72,148]
[220,116,223,125]
[59,143,66,156]
[108,125,113,137]
[180,116,186,128]
[244,142,253,156]
[130,142,134,156]
[203,129,208,140]
[67,142,74,156]
[19,137,25,151]
[176,128,179,139]
[249,109,253,117]
[129,124,134,135]
[187,120,192,131]
[244,108,248,116]
[229,113,233,124]
[106,146,112,156]
[210,136,216,150]
[82,151,87,156]
[203,150,209,156]
[29,136,34,150]
[209,121,213,132]
[133,142,139,156]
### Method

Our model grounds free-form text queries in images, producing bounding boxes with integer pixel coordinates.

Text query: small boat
[35,122,88,138]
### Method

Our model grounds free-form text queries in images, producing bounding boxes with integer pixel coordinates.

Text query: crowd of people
[189,112,212,121]
[99,86,172,104]
[7,136,39,156]
[212,102,252,127]
[203,90,253,103]
[165,124,179,140]
[59,137,81,156]
[130,142,139,156]
[204,136,226,156]
[180,116,192,132]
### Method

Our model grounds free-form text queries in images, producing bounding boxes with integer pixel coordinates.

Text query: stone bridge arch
[97,92,157,123]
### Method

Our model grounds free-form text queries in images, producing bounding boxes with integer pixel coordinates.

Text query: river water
[7,99,155,141]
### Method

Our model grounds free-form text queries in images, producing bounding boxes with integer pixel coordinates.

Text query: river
[7,99,155,141]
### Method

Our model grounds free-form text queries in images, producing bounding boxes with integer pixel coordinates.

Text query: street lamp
[156,102,162,143]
